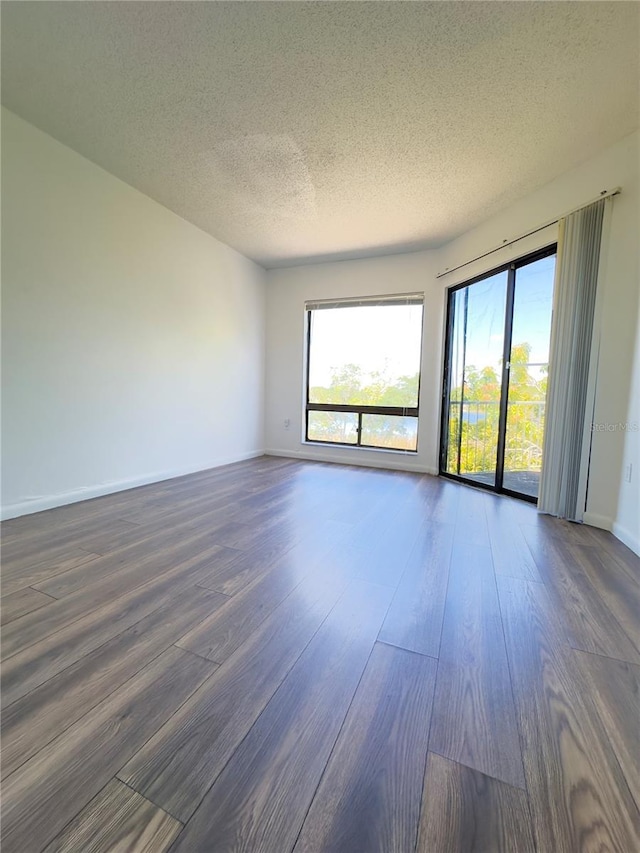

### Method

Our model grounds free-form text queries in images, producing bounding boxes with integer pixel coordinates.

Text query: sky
[308,303,424,388]
[451,254,556,387]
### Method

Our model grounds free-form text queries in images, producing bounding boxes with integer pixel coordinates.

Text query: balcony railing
[447,399,546,475]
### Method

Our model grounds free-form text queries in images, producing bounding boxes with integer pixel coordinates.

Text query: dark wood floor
[1,455,639,852]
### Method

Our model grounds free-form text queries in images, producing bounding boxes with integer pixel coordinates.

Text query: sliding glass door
[440,246,556,501]
[502,254,556,497]
[444,270,508,489]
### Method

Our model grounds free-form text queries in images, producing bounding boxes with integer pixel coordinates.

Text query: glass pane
[444,272,508,487]
[446,289,466,473]
[307,410,358,444]
[361,415,418,451]
[503,255,555,498]
[308,304,423,408]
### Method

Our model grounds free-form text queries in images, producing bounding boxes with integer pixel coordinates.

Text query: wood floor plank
[1,586,57,625]
[521,523,640,663]
[119,485,242,529]
[32,525,237,600]
[195,544,286,596]
[176,525,353,663]
[1,551,232,706]
[168,580,393,853]
[1,587,227,779]
[294,643,437,853]
[576,524,640,585]
[210,515,299,554]
[77,510,232,557]
[573,649,640,807]
[0,548,102,597]
[324,473,384,523]
[429,659,526,791]
[118,569,351,822]
[429,541,525,789]
[454,485,490,546]
[1,538,237,661]
[378,522,454,657]
[1,646,216,853]
[497,575,640,852]
[417,752,535,853]
[1,517,140,570]
[484,494,543,583]
[568,542,640,654]
[347,508,423,589]
[515,512,588,545]
[175,549,321,663]
[416,475,462,523]
[43,778,182,853]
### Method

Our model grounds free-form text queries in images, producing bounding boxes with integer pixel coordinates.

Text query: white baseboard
[265,447,438,476]
[612,522,640,556]
[582,512,639,556]
[1,449,265,520]
[583,512,612,531]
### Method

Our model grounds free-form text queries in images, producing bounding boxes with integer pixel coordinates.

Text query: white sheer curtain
[538,197,611,521]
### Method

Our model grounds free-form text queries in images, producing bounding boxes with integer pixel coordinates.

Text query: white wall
[265,131,639,551]
[614,299,640,554]
[265,250,442,474]
[1,108,266,519]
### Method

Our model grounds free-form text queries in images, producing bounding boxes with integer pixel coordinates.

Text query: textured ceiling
[2,2,638,268]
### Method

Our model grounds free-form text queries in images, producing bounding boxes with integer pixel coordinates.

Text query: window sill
[302,440,418,455]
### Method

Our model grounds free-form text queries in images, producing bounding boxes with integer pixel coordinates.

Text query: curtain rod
[436,187,621,280]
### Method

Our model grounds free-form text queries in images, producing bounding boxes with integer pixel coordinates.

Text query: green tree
[447,342,548,475]
[308,365,419,449]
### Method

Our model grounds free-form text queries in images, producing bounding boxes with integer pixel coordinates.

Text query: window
[305,294,424,451]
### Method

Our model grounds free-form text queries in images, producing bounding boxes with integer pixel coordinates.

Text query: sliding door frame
[439,243,557,503]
